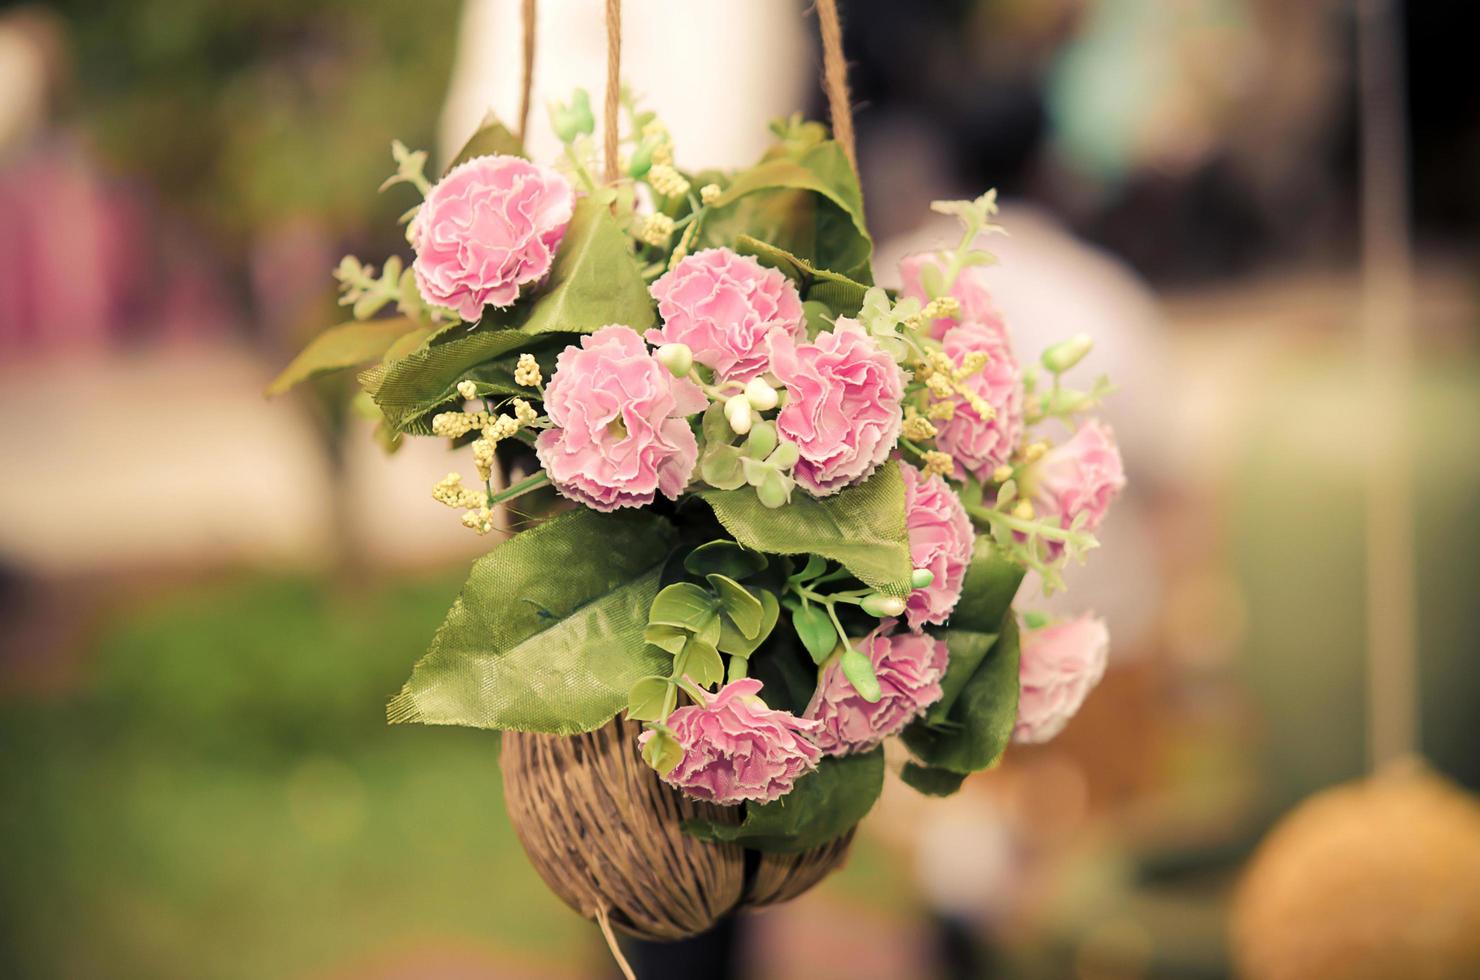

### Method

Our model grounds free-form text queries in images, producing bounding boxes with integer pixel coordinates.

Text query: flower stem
[486,471,552,508]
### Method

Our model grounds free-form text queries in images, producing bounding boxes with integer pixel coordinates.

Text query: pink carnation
[804,623,948,756]
[1025,419,1125,559]
[535,325,706,512]
[901,463,975,630]
[410,154,575,321]
[1012,614,1109,744]
[898,252,1008,342]
[932,321,1024,481]
[770,319,905,496]
[640,678,821,805]
[647,248,806,381]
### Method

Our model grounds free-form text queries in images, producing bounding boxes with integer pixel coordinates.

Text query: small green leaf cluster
[698,400,800,510]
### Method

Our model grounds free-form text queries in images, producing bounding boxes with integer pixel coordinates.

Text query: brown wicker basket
[500,715,854,941]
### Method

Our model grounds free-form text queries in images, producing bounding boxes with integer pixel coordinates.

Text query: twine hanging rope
[603,0,623,183]
[815,0,858,173]
[516,0,537,140]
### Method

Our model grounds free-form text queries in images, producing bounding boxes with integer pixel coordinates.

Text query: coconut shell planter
[271,5,1125,959]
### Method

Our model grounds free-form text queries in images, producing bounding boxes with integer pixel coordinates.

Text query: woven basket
[500,716,854,941]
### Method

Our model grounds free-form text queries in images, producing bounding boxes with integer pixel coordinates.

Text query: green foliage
[682,748,885,853]
[683,541,767,580]
[445,113,525,171]
[701,140,874,284]
[266,316,416,396]
[359,327,551,431]
[625,676,672,722]
[791,604,838,664]
[948,537,1026,635]
[387,509,676,734]
[901,616,1021,777]
[898,763,967,797]
[736,235,870,318]
[698,460,913,597]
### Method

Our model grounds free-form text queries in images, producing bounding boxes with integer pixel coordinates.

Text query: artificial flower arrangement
[272,90,1124,939]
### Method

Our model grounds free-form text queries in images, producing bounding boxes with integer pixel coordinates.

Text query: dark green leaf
[267,317,415,396]
[899,763,967,797]
[359,327,546,432]
[683,541,767,580]
[947,537,1025,633]
[682,748,884,853]
[901,616,1021,774]
[649,582,718,632]
[697,460,912,597]
[737,235,869,317]
[387,509,676,734]
[708,574,763,639]
[791,603,838,664]
[926,629,997,724]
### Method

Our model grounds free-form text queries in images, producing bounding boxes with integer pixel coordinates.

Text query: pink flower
[647,248,806,381]
[410,154,575,321]
[804,623,948,756]
[770,319,905,496]
[535,325,706,512]
[901,463,975,630]
[641,678,821,805]
[1024,419,1125,559]
[932,321,1025,480]
[1012,614,1109,744]
[898,252,1008,342]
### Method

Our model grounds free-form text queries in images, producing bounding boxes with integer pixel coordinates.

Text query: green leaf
[901,616,1021,774]
[899,763,967,797]
[675,635,724,688]
[626,677,671,722]
[649,582,718,632]
[947,537,1025,633]
[707,574,763,639]
[445,112,525,171]
[386,509,676,734]
[791,603,838,664]
[683,541,767,580]
[736,236,869,317]
[708,141,873,282]
[926,629,997,725]
[697,460,912,597]
[643,623,689,655]
[267,317,416,396]
[504,196,656,335]
[642,728,683,775]
[359,327,547,432]
[682,748,885,853]
[717,590,780,658]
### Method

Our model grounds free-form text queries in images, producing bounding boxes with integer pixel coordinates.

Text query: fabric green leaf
[901,616,1021,774]
[267,317,416,396]
[708,141,873,283]
[445,113,525,171]
[681,747,884,853]
[736,235,869,317]
[899,762,967,797]
[501,196,656,335]
[359,327,549,432]
[696,460,912,597]
[386,509,676,734]
[947,537,1025,634]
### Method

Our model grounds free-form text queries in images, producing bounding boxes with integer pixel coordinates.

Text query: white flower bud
[743,376,779,411]
[456,380,478,400]
[654,343,693,377]
[724,394,753,435]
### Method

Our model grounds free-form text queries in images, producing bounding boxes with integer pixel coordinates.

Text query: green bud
[549,89,595,143]
[654,342,693,377]
[1041,334,1093,374]
[627,136,657,178]
[745,421,778,459]
[768,440,800,470]
[910,568,935,589]
[861,593,907,618]
[840,646,882,703]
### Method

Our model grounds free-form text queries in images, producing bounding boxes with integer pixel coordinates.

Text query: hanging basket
[501,716,855,941]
